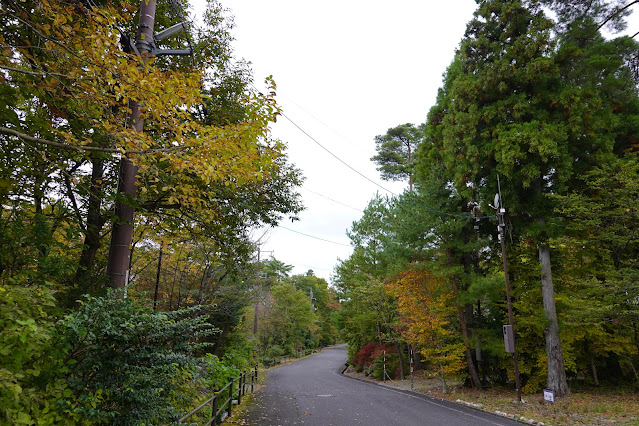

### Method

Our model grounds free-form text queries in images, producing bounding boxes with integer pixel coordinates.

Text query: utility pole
[253,249,274,334]
[309,287,315,309]
[494,190,522,402]
[153,242,163,310]
[106,0,155,289]
[107,1,191,290]
[253,249,260,335]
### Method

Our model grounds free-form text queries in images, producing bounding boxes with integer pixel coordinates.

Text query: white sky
[189,1,639,282]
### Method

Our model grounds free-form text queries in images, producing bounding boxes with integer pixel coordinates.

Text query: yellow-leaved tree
[0,0,303,298]
[386,265,466,391]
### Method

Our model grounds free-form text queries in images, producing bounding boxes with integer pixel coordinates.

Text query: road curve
[244,345,520,425]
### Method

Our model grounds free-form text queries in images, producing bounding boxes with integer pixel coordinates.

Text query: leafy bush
[370,349,403,380]
[197,354,240,390]
[351,342,394,375]
[219,327,256,372]
[1,287,245,425]
[260,344,284,366]
[0,281,82,424]
[58,294,218,425]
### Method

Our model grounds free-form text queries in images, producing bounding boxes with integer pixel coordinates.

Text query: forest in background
[337,0,639,399]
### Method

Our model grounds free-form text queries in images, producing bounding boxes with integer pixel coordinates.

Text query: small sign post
[409,345,414,391]
[383,350,386,382]
[543,389,554,403]
[503,325,515,353]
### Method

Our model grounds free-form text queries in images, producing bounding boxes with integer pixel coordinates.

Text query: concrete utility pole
[309,287,314,309]
[107,2,190,290]
[106,0,156,289]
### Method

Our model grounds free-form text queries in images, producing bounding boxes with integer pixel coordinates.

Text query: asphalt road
[244,345,520,425]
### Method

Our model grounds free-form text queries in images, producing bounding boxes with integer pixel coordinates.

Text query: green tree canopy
[371,123,423,192]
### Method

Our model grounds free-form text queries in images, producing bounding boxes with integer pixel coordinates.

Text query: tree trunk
[73,157,106,292]
[590,351,599,386]
[153,243,163,310]
[446,249,481,389]
[538,241,570,397]
[413,348,422,371]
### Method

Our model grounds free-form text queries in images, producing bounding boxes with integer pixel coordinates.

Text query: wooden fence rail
[178,365,258,425]
[262,348,320,367]
[179,348,323,424]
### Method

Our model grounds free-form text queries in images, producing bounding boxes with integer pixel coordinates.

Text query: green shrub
[370,349,404,380]
[219,328,256,372]
[58,294,218,425]
[197,354,240,390]
[0,281,85,425]
[261,345,284,366]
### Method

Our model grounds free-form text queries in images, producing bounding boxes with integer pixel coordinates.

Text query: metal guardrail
[178,365,258,425]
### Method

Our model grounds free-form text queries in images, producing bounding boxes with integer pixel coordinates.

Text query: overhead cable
[302,187,364,213]
[278,108,493,220]
[277,225,352,248]
[280,111,399,197]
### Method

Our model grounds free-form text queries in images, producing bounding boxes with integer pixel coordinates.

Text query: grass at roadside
[430,385,639,425]
[224,392,257,425]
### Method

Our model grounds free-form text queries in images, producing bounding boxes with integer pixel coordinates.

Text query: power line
[277,225,352,247]
[279,94,352,143]
[280,109,493,221]
[302,187,364,212]
[246,83,498,223]
[260,89,494,221]
[280,111,399,197]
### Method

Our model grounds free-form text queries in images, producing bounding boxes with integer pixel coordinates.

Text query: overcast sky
[191,1,638,282]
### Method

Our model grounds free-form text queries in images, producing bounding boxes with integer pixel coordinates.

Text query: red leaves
[352,342,394,369]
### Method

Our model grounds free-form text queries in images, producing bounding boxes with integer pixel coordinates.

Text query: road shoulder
[340,367,532,425]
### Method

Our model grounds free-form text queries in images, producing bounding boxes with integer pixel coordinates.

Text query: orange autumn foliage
[386,265,466,379]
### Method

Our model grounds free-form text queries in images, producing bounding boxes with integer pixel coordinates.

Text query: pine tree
[371,123,424,192]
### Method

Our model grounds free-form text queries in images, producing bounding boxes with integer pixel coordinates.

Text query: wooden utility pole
[253,249,273,334]
[253,249,261,334]
[495,193,522,402]
[153,243,163,310]
[106,0,156,289]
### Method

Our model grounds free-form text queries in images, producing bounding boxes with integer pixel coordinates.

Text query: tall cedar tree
[432,1,569,396]
[427,0,639,396]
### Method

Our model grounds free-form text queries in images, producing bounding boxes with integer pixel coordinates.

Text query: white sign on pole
[543,389,554,403]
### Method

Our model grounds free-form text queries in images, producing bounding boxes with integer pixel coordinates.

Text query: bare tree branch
[0,126,185,154]
[597,0,639,32]
[0,64,70,78]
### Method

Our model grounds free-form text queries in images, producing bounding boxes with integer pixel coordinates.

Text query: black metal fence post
[211,390,219,426]
[228,377,234,418]
[180,370,262,425]
[242,371,246,396]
